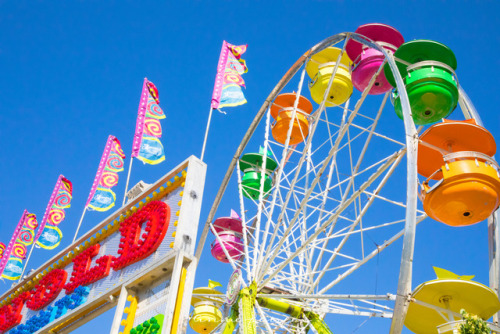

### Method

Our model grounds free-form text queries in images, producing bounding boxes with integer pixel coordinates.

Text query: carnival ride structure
[191,23,500,333]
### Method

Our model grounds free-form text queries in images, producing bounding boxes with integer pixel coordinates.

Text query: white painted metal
[71,206,88,243]
[122,156,134,206]
[161,251,187,333]
[196,32,494,334]
[172,257,198,333]
[109,286,129,334]
[200,107,214,161]
[192,32,422,333]
[174,157,207,254]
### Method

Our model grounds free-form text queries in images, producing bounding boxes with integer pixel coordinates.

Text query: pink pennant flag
[211,41,248,110]
[85,135,126,211]
[230,209,241,220]
[131,78,166,165]
[0,210,38,279]
[35,175,73,250]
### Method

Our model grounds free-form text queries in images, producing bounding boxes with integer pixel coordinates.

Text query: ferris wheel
[191,24,500,334]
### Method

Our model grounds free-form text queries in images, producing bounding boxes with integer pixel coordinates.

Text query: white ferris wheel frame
[194,32,500,334]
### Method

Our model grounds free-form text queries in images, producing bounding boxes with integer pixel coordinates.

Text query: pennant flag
[35,176,73,250]
[2,258,23,281]
[211,41,248,110]
[208,279,223,289]
[131,79,166,165]
[0,211,38,280]
[86,135,126,211]
[230,209,240,220]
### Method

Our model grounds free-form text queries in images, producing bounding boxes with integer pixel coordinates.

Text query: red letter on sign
[111,201,170,271]
[26,269,67,311]
[64,244,113,294]
[0,292,29,332]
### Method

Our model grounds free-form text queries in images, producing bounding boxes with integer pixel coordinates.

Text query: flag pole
[17,243,36,283]
[122,157,134,206]
[72,206,88,243]
[200,106,214,161]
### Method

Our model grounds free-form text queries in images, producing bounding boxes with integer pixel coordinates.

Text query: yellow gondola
[306,47,353,107]
[189,282,224,334]
[405,267,500,333]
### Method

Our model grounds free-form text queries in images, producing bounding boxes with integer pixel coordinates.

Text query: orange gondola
[418,119,500,226]
[270,93,313,145]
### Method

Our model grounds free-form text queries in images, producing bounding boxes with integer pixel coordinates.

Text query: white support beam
[110,286,129,334]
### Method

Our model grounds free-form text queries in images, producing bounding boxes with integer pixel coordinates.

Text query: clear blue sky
[0,1,499,333]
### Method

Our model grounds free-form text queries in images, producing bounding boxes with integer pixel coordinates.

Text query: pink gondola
[210,211,244,263]
[345,23,404,95]
[210,232,244,263]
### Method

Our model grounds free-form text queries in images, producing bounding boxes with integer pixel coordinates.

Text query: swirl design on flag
[226,58,246,74]
[48,208,66,226]
[228,44,246,58]
[61,179,73,194]
[228,62,239,71]
[12,243,27,259]
[144,118,162,137]
[25,214,38,230]
[113,141,125,158]
[100,171,119,187]
[54,192,71,208]
[147,81,160,104]
[224,72,245,86]
[135,80,165,165]
[213,43,248,110]
[17,229,35,245]
[106,153,124,171]
[0,243,5,258]
[87,137,124,212]
[147,98,165,119]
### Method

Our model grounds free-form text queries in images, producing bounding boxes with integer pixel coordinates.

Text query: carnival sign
[0,157,206,334]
